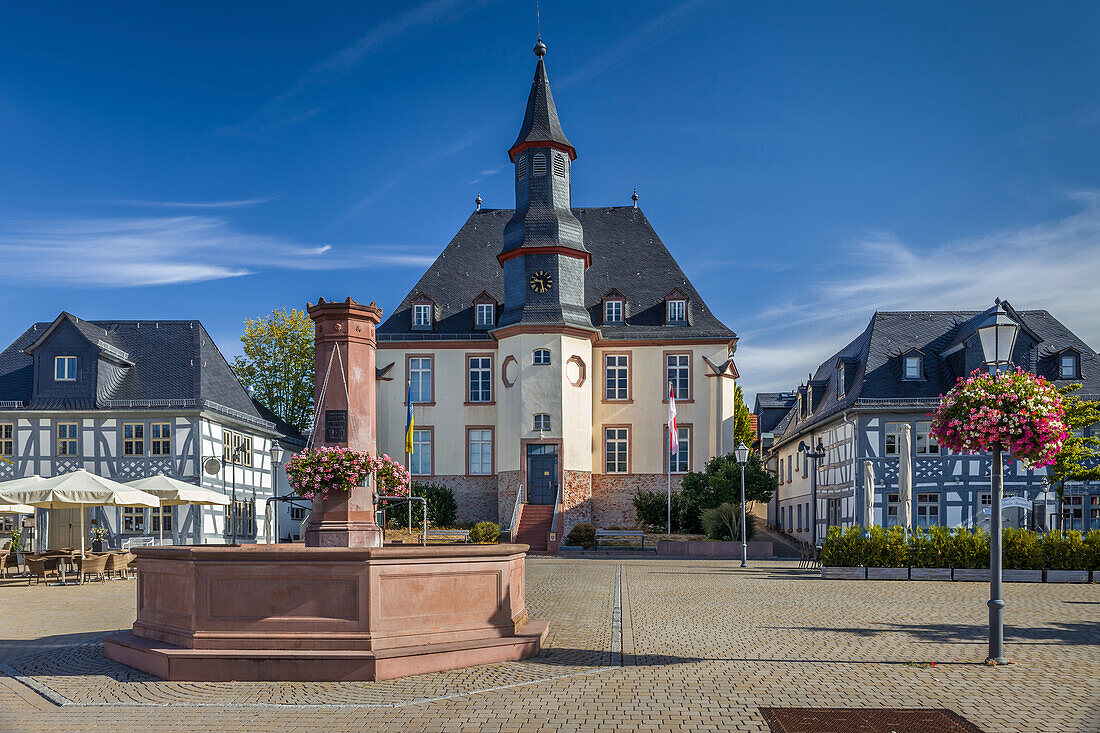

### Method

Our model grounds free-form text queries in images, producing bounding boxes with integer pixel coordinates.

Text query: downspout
[842,411,857,528]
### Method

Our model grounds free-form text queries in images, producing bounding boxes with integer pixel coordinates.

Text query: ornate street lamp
[799,439,827,555]
[734,441,750,568]
[976,300,1021,666]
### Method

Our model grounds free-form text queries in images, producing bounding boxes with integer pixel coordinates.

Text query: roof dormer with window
[1055,348,1081,380]
[411,293,435,331]
[472,292,498,330]
[900,349,925,380]
[602,289,626,326]
[665,288,689,325]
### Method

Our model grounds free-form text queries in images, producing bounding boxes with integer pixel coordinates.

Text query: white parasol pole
[80,504,85,558]
[159,502,164,545]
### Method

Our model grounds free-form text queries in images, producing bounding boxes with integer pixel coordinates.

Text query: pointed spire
[509,38,575,162]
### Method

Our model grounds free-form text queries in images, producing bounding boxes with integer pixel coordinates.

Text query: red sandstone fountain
[103,298,546,681]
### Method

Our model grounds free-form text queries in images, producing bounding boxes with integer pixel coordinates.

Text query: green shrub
[1084,530,1100,572]
[1042,529,1086,571]
[633,490,687,533]
[469,521,500,544]
[699,503,755,541]
[820,526,867,567]
[410,484,458,528]
[565,523,596,548]
[1002,528,1043,570]
[947,528,990,569]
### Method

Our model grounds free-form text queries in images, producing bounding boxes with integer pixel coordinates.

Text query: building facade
[373,41,739,536]
[0,312,303,549]
[757,301,1100,543]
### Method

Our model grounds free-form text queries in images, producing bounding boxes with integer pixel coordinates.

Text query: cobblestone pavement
[0,559,1097,732]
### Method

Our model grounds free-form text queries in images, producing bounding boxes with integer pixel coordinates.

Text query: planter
[821,566,866,580]
[909,568,951,581]
[92,540,104,553]
[1003,569,1043,583]
[952,568,989,582]
[866,567,908,580]
[1045,570,1088,583]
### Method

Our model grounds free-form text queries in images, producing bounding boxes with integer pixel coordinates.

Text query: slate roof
[767,305,1100,448]
[0,312,298,438]
[377,207,737,343]
[510,57,574,159]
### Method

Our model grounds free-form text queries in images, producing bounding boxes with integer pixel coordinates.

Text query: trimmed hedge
[469,521,500,544]
[566,523,596,549]
[821,526,1100,571]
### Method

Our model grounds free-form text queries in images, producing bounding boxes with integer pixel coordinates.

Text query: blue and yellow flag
[405,381,414,454]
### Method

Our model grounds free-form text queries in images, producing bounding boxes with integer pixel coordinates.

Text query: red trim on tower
[497,246,591,268]
[508,140,577,162]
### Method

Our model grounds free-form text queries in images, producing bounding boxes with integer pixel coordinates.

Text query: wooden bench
[594,530,645,550]
[425,529,470,543]
[122,536,155,551]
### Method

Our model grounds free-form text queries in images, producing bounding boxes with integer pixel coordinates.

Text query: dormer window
[1059,351,1080,379]
[413,304,432,329]
[604,300,623,324]
[517,155,527,179]
[902,352,924,380]
[476,303,495,327]
[552,153,566,177]
[667,300,686,324]
[837,367,845,399]
[532,153,547,176]
[54,356,77,381]
[533,348,551,366]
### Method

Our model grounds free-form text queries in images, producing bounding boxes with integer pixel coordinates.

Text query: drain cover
[759,708,985,733]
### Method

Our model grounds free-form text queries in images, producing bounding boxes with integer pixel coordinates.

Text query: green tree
[1047,384,1100,529]
[733,383,755,447]
[677,452,777,534]
[232,308,314,432]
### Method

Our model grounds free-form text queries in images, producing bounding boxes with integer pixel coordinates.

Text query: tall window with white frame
[666,353,689,400]
[604,300,622,324]
[475,303,495,328]
[468,429,492,475]
[666,299,686,324]
[668,426,689,473]
[885,422,906,456]
[916,492,940,527]
[604,427,628,473]
[605,354,628,401]
[468,356,492,403]
[56,423,78,456]
[410,429,432,475]
[887,493,900,527]
[0,423,12,458]
[1060,353,1078,379]
[123,423,144,457]
[412,303,432,329]
[409,357,432,403]
[54,356,77,381]
[904,354,922,380]
[915,421,940,455]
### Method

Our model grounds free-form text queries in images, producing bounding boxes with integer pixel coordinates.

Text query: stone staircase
[513,504,555,553]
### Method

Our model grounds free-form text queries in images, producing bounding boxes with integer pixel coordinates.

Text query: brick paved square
[0,559,1097,732]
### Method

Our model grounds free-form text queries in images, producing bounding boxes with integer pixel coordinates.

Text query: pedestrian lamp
[976,300,1021,666]
[734,441,750,568]
[798,439,826,551]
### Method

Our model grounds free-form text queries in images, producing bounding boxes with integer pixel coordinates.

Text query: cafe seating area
[6,547,137,586]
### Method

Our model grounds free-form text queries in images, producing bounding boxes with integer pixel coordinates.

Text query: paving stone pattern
[0,559,1097,732]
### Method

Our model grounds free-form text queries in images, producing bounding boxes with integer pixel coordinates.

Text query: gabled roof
[377,207,736,343]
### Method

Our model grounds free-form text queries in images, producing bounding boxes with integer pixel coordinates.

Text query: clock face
[529,270,553,294]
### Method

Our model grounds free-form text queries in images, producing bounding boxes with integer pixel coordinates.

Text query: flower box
[952,568,988,581]
[1045,570,1088,583]
[1003,569,1043,583]
[866,567,908,580]
[909,568,951,581]
[821,566,866,580]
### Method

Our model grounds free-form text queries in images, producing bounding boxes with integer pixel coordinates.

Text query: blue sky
[1,1,1097,401]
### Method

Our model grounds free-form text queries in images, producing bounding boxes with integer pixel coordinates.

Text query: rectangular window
[604,354,629,401]
[468,429,493,476]
[289,505,307,522]
[413,303,432,328]
[915,421,940,455]
[916,492,940,527]
[904,355,921,379]
[666,300,686,323]
[468,356,492,403]
[122,507,145,534]
[226,500,256,538]
[241,436,253,467]
[604,300,623,323]
[885,422,906,456]
[409,357,433,403]
[0,423,12,457]
[151,506,172,534]
[787,455,792,483]
[1060,354,1077,379]
[54,356,77,381]
[788,505,793,532]
[223,430,233,463]
[533,349,551,366]
[604,427,629,474]
[56,422,78,456]
[666,353,690,400]
[411,428,432,475]
[123,423,145,457]
[151,423,171,456]
[475,303,495,326]
[1063,495,1083,531]
[667,425,689,473]
[533,413,551,432]
[887,493,899,527]
[797,504,803,531]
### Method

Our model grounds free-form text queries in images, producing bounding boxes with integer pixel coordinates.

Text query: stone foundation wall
[496,471,522,530]
[414,476,498,524]
[562,470,592,537]
[591,474,685,529]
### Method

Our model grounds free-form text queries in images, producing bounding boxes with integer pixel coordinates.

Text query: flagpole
[405,378,412,535]
[667,381,673,536]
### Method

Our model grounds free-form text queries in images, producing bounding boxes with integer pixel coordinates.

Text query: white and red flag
[668,381,678,455]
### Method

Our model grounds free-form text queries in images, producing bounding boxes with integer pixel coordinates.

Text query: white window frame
[915,421,940,455]
[468,356,492,403]
[667,425,689,474]
[1059,353,1077,379]
[412,303,432,328]
[604,427,629,474]
[56,422,78,457]
[122,423,145,458]
[533,413,551,432]
[916,492,940,527]
[0,423,12,457]
[468,429,493,476]
[604,299,623,324]
[475,302,495,327]
[887,492,899,527]
[885,422,906,456]
[411,428,432,475]
[666,353,690,400]
[604,354,628,401]
[666,299,686,324]
[409,357,433,403]
[54,356,77,381]
[533,348,551,366]
[904,355,922,380]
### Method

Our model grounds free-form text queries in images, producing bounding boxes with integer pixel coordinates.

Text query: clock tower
[496,38,595,334]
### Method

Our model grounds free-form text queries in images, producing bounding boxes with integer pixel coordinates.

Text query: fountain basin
[103,543,546,681]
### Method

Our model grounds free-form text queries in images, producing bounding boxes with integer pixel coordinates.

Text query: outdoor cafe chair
[0,549,21,578]
[105,552,134,580]
[78,553,109,584]
[25,556,60,585]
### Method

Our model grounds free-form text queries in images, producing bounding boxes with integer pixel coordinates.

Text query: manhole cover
[759,708,985,733]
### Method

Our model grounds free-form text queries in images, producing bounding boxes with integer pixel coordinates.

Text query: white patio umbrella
[125,474,230,545]
[897,424,913,533]
[863,460,875,531]
[0,501,36,514]
[0,476,44,550]
[0,469,158,557]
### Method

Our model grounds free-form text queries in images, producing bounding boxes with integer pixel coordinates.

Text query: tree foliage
[1047,384,1100,527]
[733,384,755,447]
[232,308,314,432]
[676,452,777,534]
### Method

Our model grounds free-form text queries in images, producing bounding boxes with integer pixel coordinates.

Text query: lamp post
[976,300,1019,666]
[799,438,826,549]
[734,441,750,567]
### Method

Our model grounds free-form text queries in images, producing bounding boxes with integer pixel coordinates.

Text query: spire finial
[475,192,482,211]
[535,0,544,55]
[631,188,639,208]
[534,37,546,57]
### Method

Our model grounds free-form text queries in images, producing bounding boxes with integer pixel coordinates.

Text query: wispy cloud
[0,215,436,288]
[224,0,503,137]
[736,191,1100,399]
[88,195,284,209]
[468,166,503,185]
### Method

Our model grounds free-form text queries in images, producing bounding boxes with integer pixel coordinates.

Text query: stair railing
[506,483,524,542]
[550,480,564,548]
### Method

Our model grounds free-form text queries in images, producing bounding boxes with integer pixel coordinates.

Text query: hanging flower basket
[285,447,411,500]
[929,368,1068,468]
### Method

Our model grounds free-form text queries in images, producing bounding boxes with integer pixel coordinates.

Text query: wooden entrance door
[48,508,83,549]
